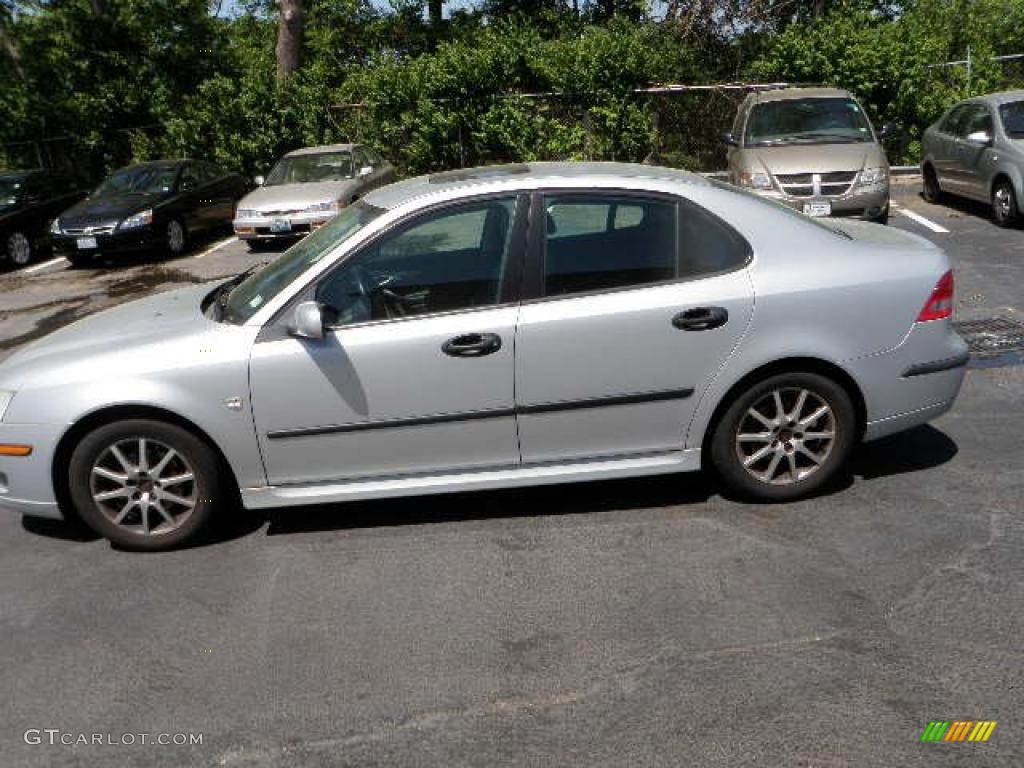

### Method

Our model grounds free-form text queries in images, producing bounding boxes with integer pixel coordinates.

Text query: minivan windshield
[265,151,354,185]
[999,100,1024,138]
[221,199,384,324]
[746,98,873,146]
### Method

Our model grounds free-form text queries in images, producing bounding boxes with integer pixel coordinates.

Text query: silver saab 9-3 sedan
[0,163,968,550]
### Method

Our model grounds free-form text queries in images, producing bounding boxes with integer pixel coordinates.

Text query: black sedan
[1,169,85,267]
[51,160,249,267]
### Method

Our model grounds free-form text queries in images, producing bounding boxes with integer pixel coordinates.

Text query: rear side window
[542,195,677,296]
[540,193,748,297]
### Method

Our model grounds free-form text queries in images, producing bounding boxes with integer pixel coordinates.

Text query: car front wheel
[710,372,857,502]
[68,419,225,550]
[992,180,1020,228]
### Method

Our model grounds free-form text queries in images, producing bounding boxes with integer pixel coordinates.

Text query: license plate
[76,237,98,249]
[802,201,832,217]
[269,219,292,233]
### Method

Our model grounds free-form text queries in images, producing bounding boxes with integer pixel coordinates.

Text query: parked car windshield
[746,98,873,146]
[94,165,179,196]
[265,152,354,185]
[221,199,384,324]
[0,173,28,209]
[999,100,1024,138]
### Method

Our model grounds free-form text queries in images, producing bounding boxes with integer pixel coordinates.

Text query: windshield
[746,98,873,146]
[265,152,354,185]
[94,166,179,197]
[0,174,28,207]
[999,100,1024,138]
[221,199,385,324]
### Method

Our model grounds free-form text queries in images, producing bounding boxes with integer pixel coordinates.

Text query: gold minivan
[724,87,891,224]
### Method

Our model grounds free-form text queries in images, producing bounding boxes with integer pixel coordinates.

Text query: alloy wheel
[7,232,32,266]
[734,387,837,486]
[167,220,185,254]
[89,437,197,536]
[993,185,1013,223]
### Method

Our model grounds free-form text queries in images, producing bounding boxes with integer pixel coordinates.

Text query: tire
[922,165,943,204]
[991,179,1020,228]
[165,218,187,257]
[710,371,857,502]
[870,209,889,225]
[67,252,93,269]
[6,230,33,266]
[246,239,269,252]
[68,419,226,550]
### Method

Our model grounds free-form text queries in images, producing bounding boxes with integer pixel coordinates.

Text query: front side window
[542,195,677,296]
[745,98,873,146]
[959,106,993,138]
[316,197,518,326]
[265,152,354,185]
[999,100,1024,138]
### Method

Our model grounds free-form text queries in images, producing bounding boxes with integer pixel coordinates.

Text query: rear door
[514,191,754,464]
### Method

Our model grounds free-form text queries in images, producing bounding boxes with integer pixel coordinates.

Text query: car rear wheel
[922,166,943,204]
[6,231,33,266]
[68,419,224,550]
[992,180,1020,228]
[710,372,856,502]
[165,218,187,256]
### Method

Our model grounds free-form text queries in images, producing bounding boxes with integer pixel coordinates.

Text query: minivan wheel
[68,419,224,550]
[710,372,856,502]
[6,231,33,266]
[992,180,1020,228]
[922,166,943,204]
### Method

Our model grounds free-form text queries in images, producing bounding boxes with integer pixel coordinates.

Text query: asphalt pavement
[0,182,1022,767]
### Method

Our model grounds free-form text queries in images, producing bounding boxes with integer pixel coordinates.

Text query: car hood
[59,191,168,227]
[742,142,887,174]
[239,180,361,212]
[0,283,220,389]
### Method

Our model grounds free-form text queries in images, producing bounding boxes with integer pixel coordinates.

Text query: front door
[250,195,527,485]
[515,192,755,464]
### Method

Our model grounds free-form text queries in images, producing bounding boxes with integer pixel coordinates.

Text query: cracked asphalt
[0,181,1022,767]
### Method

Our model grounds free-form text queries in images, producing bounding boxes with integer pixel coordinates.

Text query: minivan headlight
[858,167,888,186]
[0,390,15,422]
[739,171,773,190]
[120,209,154,230]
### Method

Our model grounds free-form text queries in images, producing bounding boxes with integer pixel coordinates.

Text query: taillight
[917,269,954,322]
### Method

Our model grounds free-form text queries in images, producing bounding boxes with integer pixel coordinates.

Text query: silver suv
[921,91,1024,227]
[725,87,891,223]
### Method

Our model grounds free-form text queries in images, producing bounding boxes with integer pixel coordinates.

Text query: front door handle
[672,306,729,331]
[442,332,502,357]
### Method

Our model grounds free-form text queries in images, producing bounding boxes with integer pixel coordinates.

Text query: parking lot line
[23,256,69,274]
[193,236,238,260]
[892,203,950,234]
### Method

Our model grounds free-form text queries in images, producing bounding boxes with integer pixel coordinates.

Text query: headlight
[304,200,341,213]
[0,390,15,422]
[50,218,61,234]
[858,167,889,186]
[236,209,258,219]
[739,171,773,190]
[119,209,153,230]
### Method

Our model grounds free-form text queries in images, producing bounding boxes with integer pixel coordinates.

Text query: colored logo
[921,720,997,742]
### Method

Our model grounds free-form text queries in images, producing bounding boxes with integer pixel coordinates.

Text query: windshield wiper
[210,261,268,321]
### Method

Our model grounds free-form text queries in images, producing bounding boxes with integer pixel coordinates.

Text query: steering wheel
[348,264,409,319]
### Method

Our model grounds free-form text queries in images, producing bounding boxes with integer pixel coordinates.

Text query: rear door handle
[442,332,502,357]
[672,306,729,331]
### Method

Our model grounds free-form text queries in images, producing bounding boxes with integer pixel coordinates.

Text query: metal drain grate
[954,316,1024,357]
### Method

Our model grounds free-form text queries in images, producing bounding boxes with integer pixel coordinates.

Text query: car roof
[363,161,709,210]
[284,144,358,157]
[750,87,853,104]
[967,90,1024,106]
[114,160,184,172]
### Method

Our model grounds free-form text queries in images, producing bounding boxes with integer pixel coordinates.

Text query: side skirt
[241,448,702,510]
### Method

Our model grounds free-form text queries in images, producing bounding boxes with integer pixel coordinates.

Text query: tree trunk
[275,0,304,81]
[428,0,443,30]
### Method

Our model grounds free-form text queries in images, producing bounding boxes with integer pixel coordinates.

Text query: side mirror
[253,175,265,186]
[358,166,373,178]
[965,130,993,146]
[722,132,739,147]
[290,301,325,340]
[180,179,196,192]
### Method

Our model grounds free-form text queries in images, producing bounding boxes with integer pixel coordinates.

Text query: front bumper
[52,227,159,257]
[753,181,890,220]
[0,422,65,520]
[233,211,336,240]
